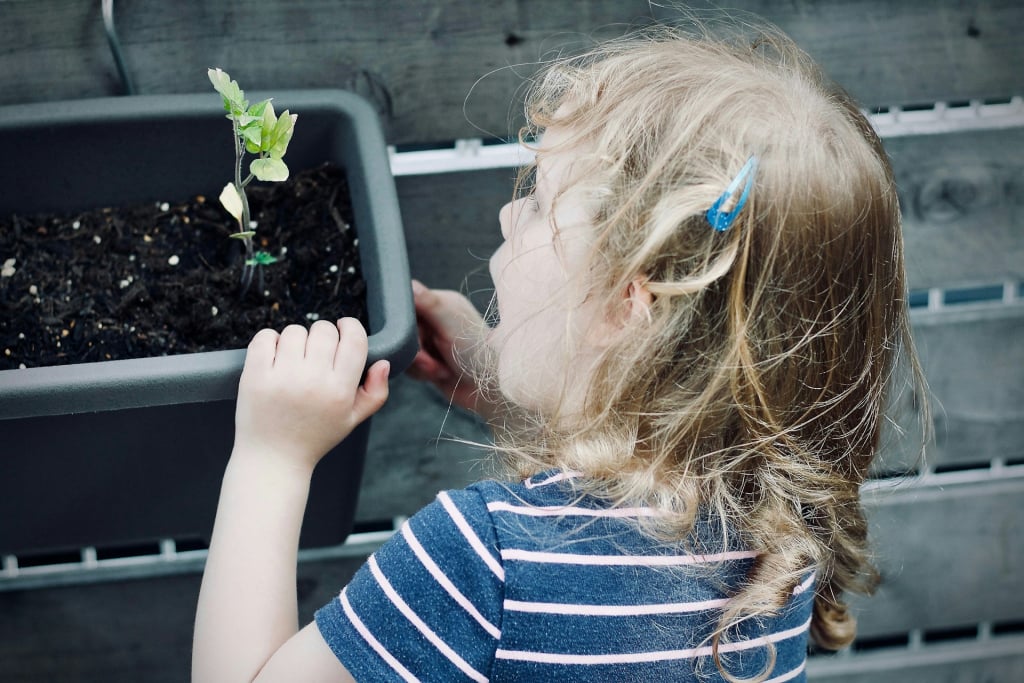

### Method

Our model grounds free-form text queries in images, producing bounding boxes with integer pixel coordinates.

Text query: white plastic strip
[389,98,1024,176]
[0,526,397,592]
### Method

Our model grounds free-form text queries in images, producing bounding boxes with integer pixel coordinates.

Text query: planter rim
[0,90,416,419]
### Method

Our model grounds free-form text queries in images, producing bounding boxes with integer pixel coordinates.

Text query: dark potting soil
[0,163,366,371]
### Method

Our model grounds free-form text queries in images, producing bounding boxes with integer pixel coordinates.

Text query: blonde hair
[478,22,929,681]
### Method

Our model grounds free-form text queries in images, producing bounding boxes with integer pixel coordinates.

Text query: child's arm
[192,318,389,683]
[407,279,503,421]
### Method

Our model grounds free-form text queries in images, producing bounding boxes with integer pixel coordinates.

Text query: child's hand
[232,318,390,472]
[407,280,494,418]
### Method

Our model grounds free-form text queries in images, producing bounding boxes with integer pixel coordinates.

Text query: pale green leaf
[230,230,256,240]
[208,68,246,111]
[241,124,262,149]
[217,183,243,223]
[259,100,278,152]
[248,99,269,119]
[268,112,297,159]
[235,114,262,128]
[250,157,289,182]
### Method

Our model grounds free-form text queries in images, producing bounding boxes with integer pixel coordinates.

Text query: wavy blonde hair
[476,22,929,680]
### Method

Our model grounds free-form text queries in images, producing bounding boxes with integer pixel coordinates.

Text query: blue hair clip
[706,156,759,232]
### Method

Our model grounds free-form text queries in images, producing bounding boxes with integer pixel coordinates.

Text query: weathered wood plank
[393,129,1024,295]
[891,128,1024,290]
[877,305,1024,474]
[852,477,1024,637]
[0,555,366,683]
[0,1,1021,143]
[808,637,1024,683]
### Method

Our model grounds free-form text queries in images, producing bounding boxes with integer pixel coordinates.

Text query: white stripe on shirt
[368,555,490,682]
[402,523,502,639]
[765,661,805,683]
[486,501,663,518]
[500,548,759,566]
[793,571,816,595]
[438,491,505,581]
[504,597,729,616]
[494,615,812,665]
[523,471,582,489]
[340,587,421,682]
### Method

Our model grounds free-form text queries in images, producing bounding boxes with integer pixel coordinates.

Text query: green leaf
[248,99,270,119]
[268,111,297,159]
[230,231,256,240]
[259,100,278,152]
[246,251,279,266]
[208,68,246,111]
[235,113,262,128]
[250,157,289,182]
[241,124,262,150]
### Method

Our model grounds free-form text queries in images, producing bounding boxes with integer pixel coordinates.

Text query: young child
[193,23,926,683]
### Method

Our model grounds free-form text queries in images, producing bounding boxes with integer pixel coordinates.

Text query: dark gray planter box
[0,91,416,557]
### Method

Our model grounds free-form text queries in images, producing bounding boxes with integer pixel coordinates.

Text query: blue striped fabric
[315,471,813,682]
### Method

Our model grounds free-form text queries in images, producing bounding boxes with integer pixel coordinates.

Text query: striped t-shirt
[315,471,814,682]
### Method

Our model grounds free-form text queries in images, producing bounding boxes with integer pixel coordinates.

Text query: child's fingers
[354,359,391,421]
[407,348,452,382]
[244,328,280,370]
[274,324,309,368]
[305,319,340,365]
[332,317,369,382]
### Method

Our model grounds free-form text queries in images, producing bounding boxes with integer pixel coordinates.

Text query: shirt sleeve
[315,487,505,682]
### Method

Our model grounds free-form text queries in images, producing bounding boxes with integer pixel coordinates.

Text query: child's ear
[588,276,654,348]
[624,277,654,325]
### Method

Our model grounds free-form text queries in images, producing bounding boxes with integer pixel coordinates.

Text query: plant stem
[232,117,255,296]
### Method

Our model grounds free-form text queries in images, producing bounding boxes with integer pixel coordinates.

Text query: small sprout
[159,202,170,212]
[168,255,180,266]
[245,251,278,267]
[28,284,38,295]
[209,67,296,296]
[211,306,219,316]
[119,279,131,289]
[329,265,339,273]
[18,333,25,339]
[72,220,81,230]
[93,235,102,244]
[1,258,15,277]
[347,266,356,274]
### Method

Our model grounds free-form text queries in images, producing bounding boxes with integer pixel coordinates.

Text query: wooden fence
[1,1,1022,681]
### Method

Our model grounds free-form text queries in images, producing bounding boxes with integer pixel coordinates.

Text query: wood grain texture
[852,477,1024,637]
[891,128,1024,290]
[1,0,1021,143]
[877,305,1024,474]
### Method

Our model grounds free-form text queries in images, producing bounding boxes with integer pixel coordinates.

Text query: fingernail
[411,280,425,296]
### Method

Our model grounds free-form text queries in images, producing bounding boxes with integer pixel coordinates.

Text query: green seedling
[208,67,296,296]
